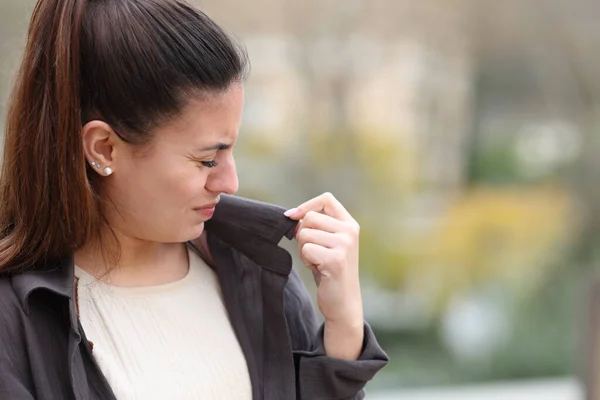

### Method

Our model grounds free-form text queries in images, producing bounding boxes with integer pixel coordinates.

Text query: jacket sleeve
[284,268,389,400]
[0,280,35,399]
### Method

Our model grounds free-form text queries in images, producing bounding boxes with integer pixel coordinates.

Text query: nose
[206,156,238,195]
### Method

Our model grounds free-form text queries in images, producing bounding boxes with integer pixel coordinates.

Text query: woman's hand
[285,192,364,360]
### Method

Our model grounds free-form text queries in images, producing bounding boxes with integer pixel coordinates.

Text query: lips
[193,201,219,219]
[194,196,220,210]
[196,203,218,210]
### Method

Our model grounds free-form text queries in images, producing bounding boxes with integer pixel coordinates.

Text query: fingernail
[284,208,298,217]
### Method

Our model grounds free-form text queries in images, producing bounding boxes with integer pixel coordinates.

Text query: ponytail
[0,0,248,272]
[0,0,96,272]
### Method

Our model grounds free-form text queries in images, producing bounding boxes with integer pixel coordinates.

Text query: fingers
[289,192,361,281]
[297,211,349,235]
[297,228,355,276]
[296,217,358,276]
[301,243,344,277]
[285,192,354,223]
[296,228,346,249]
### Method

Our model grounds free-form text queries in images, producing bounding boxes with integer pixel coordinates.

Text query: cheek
[118,160,205,209]
[165,161,212,202]
[175,173,208,203]
[148,164,207,207]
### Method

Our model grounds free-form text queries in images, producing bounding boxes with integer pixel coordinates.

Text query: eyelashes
[201,160,218,168]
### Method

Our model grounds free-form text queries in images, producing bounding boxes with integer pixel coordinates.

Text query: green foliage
[372,263,578,389]
[468,137,523,184]
[358,223,413,290]
[482,266,578,380]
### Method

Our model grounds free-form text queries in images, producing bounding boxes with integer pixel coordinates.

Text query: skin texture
[286,193,364,360]
[75,83,243,287]
[75,83,364,360]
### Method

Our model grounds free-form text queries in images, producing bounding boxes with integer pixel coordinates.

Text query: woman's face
[86,83,243,244]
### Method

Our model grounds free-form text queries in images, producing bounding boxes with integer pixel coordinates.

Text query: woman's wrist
[323,318,364,361]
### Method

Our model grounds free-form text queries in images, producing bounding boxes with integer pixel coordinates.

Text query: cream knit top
[74,248,252,400]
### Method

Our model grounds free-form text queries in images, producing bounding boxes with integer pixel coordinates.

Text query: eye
[201,160,218,168]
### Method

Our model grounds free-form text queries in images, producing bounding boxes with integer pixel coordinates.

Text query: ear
[81,120,119,176]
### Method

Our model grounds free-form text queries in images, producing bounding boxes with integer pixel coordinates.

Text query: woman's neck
[74,234,190,287]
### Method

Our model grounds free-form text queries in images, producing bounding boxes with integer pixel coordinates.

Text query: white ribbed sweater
[74,248,252,400]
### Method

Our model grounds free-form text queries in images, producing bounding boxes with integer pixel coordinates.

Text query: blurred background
[3,0,600,398]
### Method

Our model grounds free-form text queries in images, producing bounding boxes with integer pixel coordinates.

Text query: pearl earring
[103,167,113,176]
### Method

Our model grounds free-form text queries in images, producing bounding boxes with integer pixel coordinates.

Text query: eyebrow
[199,142,232,152]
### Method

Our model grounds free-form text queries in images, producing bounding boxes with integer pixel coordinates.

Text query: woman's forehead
[154,85,244,145]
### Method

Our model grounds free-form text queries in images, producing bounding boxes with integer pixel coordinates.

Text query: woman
[0,0,388,399]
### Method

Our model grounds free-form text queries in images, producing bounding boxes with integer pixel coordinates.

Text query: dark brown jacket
[0,195,388,399]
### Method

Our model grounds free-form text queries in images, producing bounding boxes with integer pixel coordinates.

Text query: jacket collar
[206,194,296,247]
[11,195,297,312]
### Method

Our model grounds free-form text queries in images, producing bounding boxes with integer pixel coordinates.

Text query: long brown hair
[0,0,248,273]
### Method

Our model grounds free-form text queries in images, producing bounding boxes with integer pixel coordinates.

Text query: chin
[161,221,205,244]
[183,221,205,242]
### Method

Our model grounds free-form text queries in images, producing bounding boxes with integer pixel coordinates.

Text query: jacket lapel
[199,195,299,399]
